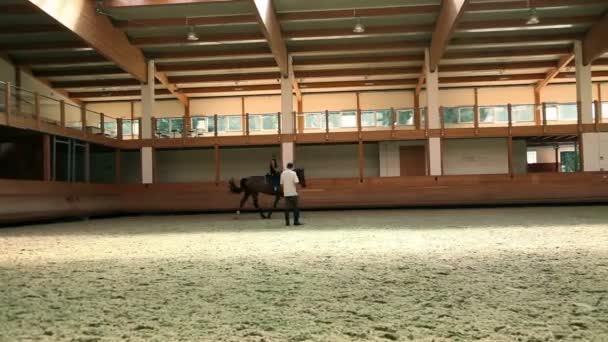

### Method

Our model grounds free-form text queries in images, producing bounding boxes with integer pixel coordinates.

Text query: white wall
[582,132,608,171]
[296,143,379,178]
[443,138,510,175]
[156,148,215,182]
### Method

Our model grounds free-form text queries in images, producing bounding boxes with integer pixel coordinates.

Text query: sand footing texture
[1,206,608,341]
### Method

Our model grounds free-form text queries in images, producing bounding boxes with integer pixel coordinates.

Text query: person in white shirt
[280,162,302,226]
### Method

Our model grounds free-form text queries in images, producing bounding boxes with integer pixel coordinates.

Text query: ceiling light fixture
[186,17,199,41]
[353,9,365,33]
[526,0,540,25]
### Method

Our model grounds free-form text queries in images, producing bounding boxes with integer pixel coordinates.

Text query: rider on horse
[267,155,281,192]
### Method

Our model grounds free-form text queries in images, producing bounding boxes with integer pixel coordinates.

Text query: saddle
[265,173,281,192]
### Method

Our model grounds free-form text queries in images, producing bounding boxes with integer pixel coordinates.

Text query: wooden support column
[439,106,445,136]
[577,101,583,133]
[81,104,87,134]
[474,88,479,135]
[554,145,560,173]
[214,114,218,136]
[151,117,157,139]
[507,103,513,136]
[183,99,191,138]
[5,81,11,124]
[59,100,65,127]
[100,113,105,135]
[358,140,364,183]
[115,149,121,183]
[325,109,329,138]
[542,102,547,133]
[241,96,246,135]
[42,134,51,181]
[84,142,90,183]
[507,136,514,176]
[245,113,250,137]
[534,88,541,126]
[297,98,304,134]
[15,68,21,115]
[598,83,603,124]
[34,92,40,126]
[277,112,281,137]
[138,118,142,139]
[594,100,601,131]
[414,92,421,130]
[117,118,123,140]
[214,145,220,185]
[356,92,362,138]
[390,107,396,137]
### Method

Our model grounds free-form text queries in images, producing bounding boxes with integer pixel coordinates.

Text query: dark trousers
[284,196,300,225]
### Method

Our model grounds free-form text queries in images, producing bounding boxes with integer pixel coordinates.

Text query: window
[560,151,579,172]
[512,105,534,122]
[527,151,537,164]
[262,114,278,130]
[444,106,474,124]
[227,116,242,131]
[558,104,578,121]
[397,109,414,126]
[545,105,558,121]
[304,112,324,129]
[340,111,357,127]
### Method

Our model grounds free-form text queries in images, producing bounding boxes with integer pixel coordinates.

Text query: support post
[424,49,440,130]
[214,114,218,137]
[542,102,547,133]
[507,103,513,136]
[575,40,593,124]
[60,100,65,127]
[439,106,445,136]
[598,83,603,124]
[100,113,105,136]
[474,88,479,135]
[507,136,514,176]
[594,100,601,131]
[356,92,362,135]
[43,134,51,181]
[414,92,421,130]
[325,110,329,136]
[5,81,11,124]
[297,98,304,134]
[115,149,121,183]
[391,107,396,137]
[534,88,541,126]
[245,113,250,136]
[117,118,123,140]
[141,60,155,184]
[84,142,90,183]
[554,145,560,173]
[81,105,87,134]
[34,92,40,126]
[577,101,583,133]
[577,135,585,172]
[358,140,364,183]
[214,145,220,185]
[277,112,281,136]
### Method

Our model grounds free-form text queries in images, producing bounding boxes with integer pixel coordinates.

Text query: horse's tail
[229,178,245,194]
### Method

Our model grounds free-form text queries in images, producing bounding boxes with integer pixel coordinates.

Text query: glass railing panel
[511,104,535,126]
[103,116,118,139]
[10,86,35,117]
[443,106,475,127]
[64,103,82,131]
[0,82,6,113]
[395,108,415,128]
[38,94,61,125]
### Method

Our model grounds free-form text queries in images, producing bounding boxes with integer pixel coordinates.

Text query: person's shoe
[294,222,303,226]
[285,222,290,226]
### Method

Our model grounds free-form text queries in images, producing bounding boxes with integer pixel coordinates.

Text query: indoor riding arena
[1,0,608,341]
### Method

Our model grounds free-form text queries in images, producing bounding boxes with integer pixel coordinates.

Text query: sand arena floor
[1,206,608,341]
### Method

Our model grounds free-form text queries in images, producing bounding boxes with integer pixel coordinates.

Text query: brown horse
[228,168,306,219]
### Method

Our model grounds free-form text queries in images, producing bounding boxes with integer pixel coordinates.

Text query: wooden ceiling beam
[34,67,127,78]
[535,53,575,91]
[250,0,289,77]
[290,41,428,55]
[113,14,257,29]
[450,33,579,47]
[147,47,271,60]
[131,32,266,47]
[278,5,439,21]
[443,47,571,60]
[284,24,434,39]
[295,67,421,78]
[468,0,608,12]
[300,79,419,89]
[0,41,90,52]
[155,71,189,106]
[169,72,281,83]
[157,60,277,72]
[26,0,147,82]
[429,0,470,72]
[294,54,424,66]
[15,55,108,66]
[458,15,599,32]
[51,79,144,88]
[583,12,608,65]
[26,0,189,105]
[103,0,246,7]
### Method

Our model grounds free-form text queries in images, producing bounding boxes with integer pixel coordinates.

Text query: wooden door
[400,146,426,176]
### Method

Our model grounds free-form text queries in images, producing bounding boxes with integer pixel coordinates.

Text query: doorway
[53,137,88,182]
[399,146,426,176]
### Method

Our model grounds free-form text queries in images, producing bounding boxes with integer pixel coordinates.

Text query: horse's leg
[267,194,281,219]
[237,192,250,215]
[251,193,266,219]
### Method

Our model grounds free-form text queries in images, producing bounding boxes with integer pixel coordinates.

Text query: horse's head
[295,168,306,188]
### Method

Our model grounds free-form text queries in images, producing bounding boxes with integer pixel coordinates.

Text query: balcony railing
[1,80,607,143]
